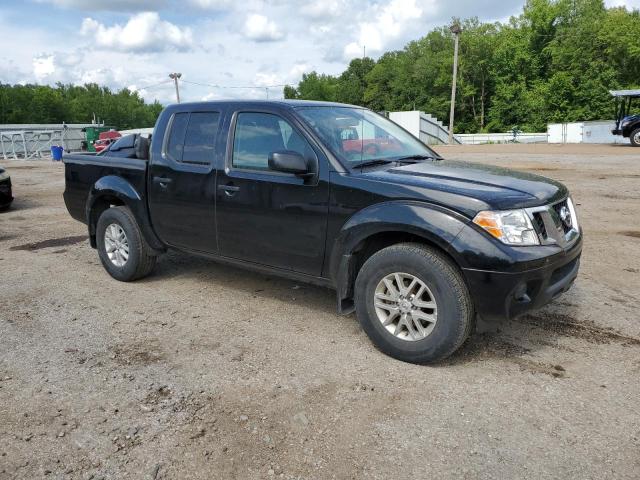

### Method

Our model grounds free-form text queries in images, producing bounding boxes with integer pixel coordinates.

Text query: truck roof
[165,99,361,109]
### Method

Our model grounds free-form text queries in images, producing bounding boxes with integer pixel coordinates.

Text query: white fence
[456,132,548,145]
[548,121,630,144]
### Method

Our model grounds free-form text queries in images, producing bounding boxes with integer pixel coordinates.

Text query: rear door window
[166,111,219,165]
[166,113,189,162]
[183,112,220,165]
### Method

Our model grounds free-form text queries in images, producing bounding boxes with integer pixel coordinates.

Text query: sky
[0,0,638,104]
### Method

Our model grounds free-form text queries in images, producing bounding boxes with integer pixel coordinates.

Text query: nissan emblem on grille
[559,205,572,228]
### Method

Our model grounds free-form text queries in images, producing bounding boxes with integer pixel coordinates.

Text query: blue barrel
[51,145,63,161]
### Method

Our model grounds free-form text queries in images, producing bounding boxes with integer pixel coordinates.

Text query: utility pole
[448,23,462,144]
[169,72,182,103]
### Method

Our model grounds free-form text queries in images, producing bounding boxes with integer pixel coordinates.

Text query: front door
[215,110,329,276]
[148,109,220,253]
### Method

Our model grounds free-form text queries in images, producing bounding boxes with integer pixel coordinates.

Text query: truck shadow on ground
[143,251,640,373]
[146,250,338,315]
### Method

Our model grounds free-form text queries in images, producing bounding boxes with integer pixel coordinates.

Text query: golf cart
[611,89,640,147]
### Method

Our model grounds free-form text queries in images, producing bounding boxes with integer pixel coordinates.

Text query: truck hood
[360,159,567,214]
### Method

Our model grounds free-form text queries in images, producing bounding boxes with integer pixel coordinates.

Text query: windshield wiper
[351,159,396,169]
[394,154,438,161]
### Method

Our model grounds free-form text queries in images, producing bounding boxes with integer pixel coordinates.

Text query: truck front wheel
[354,243,473,363]
[630,127,640,147]
[96,206,157,282]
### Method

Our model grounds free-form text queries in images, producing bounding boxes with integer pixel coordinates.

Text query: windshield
[296,106,438,167]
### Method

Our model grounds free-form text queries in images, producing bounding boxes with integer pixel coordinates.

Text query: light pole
[448,23,462,144]
[169,72,182,103]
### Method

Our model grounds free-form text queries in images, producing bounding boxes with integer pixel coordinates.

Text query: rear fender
[85,176,164,251]
[330,201,470,313]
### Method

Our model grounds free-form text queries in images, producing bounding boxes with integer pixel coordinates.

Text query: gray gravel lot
[1,144,639,479]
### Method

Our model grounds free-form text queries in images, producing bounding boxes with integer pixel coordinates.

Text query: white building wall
[548,121,630,144]
[389,111,421,139]
[389,111,455,145]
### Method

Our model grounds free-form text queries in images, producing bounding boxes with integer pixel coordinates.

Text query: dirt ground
[1,144,639,479]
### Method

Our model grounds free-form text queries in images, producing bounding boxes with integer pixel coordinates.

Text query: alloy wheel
[374,272,438,342]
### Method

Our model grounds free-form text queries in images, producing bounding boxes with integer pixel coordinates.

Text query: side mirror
[268,150,311,176]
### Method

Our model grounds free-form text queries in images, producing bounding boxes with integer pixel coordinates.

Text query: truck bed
[63,152,148,225]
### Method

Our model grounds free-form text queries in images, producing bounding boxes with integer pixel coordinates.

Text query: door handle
[153,176,173,188]
[218,184,240,195]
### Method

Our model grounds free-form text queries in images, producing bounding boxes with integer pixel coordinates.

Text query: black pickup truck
[63,100,582,363]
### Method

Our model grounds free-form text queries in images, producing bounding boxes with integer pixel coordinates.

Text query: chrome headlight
[473,209,539,246]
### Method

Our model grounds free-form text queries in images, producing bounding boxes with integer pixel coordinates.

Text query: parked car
[94,130,122,153]
[0,166,13,210]
[62,100,582,363]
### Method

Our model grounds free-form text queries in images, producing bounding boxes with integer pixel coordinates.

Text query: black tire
[96,206,157,281]
[630,127,640,147]
[354,243,473,364]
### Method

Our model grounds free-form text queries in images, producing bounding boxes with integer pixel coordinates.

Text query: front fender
[329,201,470,312]
[85,175,164,251]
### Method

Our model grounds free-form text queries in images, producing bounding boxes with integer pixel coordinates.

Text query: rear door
[215,108,329,276]
[148,107,221,253]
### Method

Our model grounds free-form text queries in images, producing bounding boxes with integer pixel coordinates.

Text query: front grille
[533,212,547,238]
[552,200,573,234]
[526,197,579,248]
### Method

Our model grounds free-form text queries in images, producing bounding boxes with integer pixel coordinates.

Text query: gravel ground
[1,144,639,480]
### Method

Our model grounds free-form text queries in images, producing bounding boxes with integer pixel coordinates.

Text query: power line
[181,79,289,90]
[136,79,174,90]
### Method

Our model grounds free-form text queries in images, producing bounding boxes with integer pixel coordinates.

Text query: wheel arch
[329,201,470,314]
[85,176,164,251]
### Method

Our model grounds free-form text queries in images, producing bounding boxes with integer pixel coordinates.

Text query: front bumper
[462,235,582,323]
[0,177,13,208]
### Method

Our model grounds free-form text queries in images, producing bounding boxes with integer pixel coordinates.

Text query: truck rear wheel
[96,206,157,282]
[354,243,473,364]
[630,127,640,147]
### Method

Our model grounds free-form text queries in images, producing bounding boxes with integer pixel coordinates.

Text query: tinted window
[166,113,189,162]
[232,112,312,171]
[183,112,220,164]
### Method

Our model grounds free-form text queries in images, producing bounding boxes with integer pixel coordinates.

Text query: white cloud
[243,14,284,42]
[80,12,193,52]
[605,0,640,7]
[301,0,345,19]
[33,54,56,80]
[343,0,429,59]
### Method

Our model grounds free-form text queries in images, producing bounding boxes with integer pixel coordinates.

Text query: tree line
[0,83,163,129]
[285,0,640,133]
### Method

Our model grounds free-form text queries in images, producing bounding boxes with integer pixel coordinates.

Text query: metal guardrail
[0,130,64,159]
[419,116,462,145]
[0,124,90,159]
